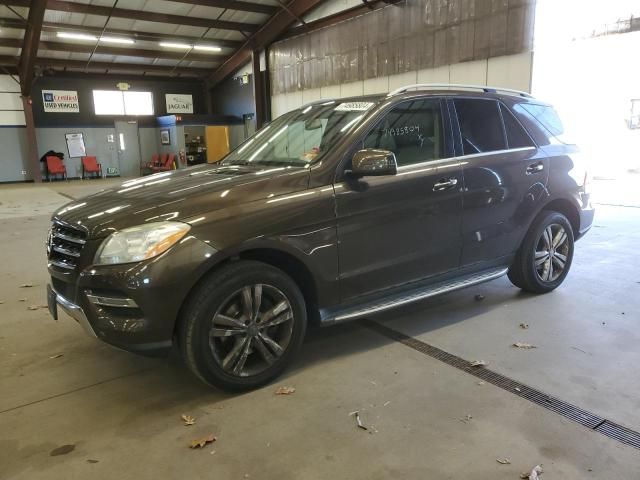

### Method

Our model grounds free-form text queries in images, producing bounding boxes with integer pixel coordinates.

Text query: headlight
[94,222,191,265]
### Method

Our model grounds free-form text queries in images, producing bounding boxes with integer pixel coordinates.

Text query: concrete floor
[1,179,639,479]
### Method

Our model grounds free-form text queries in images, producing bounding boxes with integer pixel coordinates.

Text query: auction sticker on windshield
[335,102,374,111]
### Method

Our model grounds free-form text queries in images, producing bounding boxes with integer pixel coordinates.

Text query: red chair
[46,156,67,181]
[150,153,175,173]
[147,153,160,167]
[81,156,102,179]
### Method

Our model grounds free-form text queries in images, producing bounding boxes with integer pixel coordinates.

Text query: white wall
[0,75,29,182]
[0,75,25,127]
[271,52,533,118]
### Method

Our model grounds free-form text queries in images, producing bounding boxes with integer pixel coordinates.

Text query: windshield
[222,100,375,167]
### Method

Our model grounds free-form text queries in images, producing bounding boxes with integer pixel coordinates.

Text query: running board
[324,268,509,323]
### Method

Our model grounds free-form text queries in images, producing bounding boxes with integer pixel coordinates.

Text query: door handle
[433,177,458,192]
[526,162,544,174]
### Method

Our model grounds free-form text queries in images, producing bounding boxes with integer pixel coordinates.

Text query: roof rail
[299,98,337,110]
[387,83,533,98]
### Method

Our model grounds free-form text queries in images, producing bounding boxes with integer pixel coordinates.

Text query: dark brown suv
[46,84,594,390]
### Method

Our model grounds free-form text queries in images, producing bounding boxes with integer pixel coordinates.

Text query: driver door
[334,98,464,302]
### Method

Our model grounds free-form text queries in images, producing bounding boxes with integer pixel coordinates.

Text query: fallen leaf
[352,411,367,431]
[470,360,488,367]
[87,459,99,464]
[513,342,537,349]
[49,354,64,359]
[19,298,26,302]
[181,414,196,426]
[519,323,529,329]
[275,386,296,395]
[521,465,543,480]
[496,458,511,465]
[190,434,217,449]
[50,444,75,456]
[474,294,485,301]
[459,414,473,423]
[27,305,41,311]
[20,283,34,288]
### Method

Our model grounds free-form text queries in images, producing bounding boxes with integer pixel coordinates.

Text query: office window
[93,90,125,115]
[93,90,154,116]
[124,91,154,115]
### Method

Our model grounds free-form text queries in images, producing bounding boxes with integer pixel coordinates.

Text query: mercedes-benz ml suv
[46,84,593,391]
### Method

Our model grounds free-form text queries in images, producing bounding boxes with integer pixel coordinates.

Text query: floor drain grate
[362,319,640,450]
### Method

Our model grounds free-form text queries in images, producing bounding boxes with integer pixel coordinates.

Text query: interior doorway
[114,120,142,177]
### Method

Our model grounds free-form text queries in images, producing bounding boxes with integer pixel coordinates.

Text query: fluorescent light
[159,42,192,49]
[193,45,221,52]
[57,32,97,41]
[100,36,135,45]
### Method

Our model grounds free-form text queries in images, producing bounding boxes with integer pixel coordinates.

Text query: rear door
[334,97,464,301]
[450,97,547,266]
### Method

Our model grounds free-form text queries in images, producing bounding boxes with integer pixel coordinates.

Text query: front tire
[508,211,574,294]
[179,260,307,391]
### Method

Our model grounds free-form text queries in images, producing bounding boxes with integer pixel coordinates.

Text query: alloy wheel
[209,284,294,377]
[534,223,570,282]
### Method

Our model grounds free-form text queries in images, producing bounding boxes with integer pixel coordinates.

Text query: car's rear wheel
[179,260,307,391]
[508,210,575,294]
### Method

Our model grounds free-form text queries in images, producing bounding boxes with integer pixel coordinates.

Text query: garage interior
[1,0,639,478]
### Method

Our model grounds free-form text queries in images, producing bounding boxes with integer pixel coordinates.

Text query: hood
[52,164,310,238]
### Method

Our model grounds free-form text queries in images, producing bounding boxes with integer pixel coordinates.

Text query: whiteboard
[65,133,86,158]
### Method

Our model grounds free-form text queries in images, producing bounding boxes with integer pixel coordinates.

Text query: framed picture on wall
[65,132,86,158]
[160,129,171,145]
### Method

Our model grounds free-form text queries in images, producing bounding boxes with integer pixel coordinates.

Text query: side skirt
[321,267,508,324]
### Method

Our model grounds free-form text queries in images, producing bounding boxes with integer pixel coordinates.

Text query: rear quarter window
[513,103,574,145]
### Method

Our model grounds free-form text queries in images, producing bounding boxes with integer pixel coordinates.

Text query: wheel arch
[540,197,580,235]
[174,245,322,340]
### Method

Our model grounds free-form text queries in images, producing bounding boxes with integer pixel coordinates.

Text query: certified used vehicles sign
[42,90,80,113]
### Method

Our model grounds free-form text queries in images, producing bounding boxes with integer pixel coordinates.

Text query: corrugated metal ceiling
[3,0,282,78]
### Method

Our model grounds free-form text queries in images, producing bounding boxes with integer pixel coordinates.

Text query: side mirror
[350,149,398,177]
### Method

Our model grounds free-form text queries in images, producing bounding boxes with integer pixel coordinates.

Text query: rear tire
[508,211,574,294]
[179,260,307,391]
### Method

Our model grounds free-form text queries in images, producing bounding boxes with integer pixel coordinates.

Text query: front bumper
[48,283,97,338]
[47,235,218,356]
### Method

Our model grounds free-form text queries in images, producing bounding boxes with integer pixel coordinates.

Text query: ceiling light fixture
[193,45,222,52]
[100,37,135,45]
[159,42,192,49]
[57,32,97,41]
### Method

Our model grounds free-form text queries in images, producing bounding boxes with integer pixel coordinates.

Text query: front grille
[47,221,88,271]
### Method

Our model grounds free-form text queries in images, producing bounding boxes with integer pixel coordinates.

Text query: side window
[362,99,447,167]
[513,102,573,145]
[500,104,535,149]
[454,99,506,155]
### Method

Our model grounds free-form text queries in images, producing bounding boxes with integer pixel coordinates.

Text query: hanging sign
[42,90,80,113]
[166,94,193,114]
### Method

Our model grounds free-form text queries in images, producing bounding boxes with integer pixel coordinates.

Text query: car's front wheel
[179,260,307,391]
[508,210,575,294]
